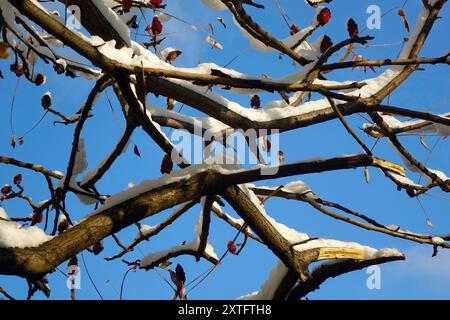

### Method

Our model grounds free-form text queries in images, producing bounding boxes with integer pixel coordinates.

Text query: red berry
[227,241,237,254]
[150,0,163,6]
[317,8,331,26]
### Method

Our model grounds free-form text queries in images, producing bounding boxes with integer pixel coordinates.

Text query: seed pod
[1,184,12,195]
[32,212,43,223]
[317,8,331,26]
[151,16,163,35]
[290,24,299,35]
[320,35,333,53]
[406,187,416,198]
[41,92,52,109]
[250,95,261,109]
[13,174,22,186]
[227,241,237,254]
[34,73,46,86]
[347,18,359,38]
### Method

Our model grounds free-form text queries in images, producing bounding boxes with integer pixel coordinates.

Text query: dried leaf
[208,23,215,35]
[159,261,172,269]
[206,35,223,50]
[175,264,186,284]
[133,144,141,158]
[71,289,76,300]
[340,43,354,63]
[347,18,359,38]
[161,154,173,174]
[217,17,226,28]
[0,42,10,59]
[150,16,163,35]
[398,9,410,33]
[426,218,433,228]
[420,136,431,152]
[364,167,370,183]
[10,135,16,149]
[290,23,299,35]
[166,50,182,63]
[320,35,333,53]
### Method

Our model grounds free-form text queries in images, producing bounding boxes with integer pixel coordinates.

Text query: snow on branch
[140,201,219,269]
[239,243,404,300]
[0,207,53,249]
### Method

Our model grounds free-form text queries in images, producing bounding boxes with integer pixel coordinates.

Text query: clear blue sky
[0,0,449,300]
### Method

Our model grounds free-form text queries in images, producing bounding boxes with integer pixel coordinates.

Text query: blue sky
[0,0,449,300]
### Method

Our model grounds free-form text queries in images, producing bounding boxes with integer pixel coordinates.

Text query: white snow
[389,173,423,188]
[81,134,130,186]
[201,0,227,11]
[293,238,402,259]
[147,104,229,135]
[91,162,243,216]
[0,207,53,248]
[238,260,289,300]
[73,138,88,176]
[160,47,181,62]
[240,184,310,243]
[239,242,403,300]
[252,181,318,199]
[91,0,131,46]
[140,202,219,268]
[361,113,450,137]
[432,237,445,245]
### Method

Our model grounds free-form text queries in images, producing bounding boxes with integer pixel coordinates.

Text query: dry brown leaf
[159,261,172,269]
[420,136,431,152]
[0,42,10,59]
